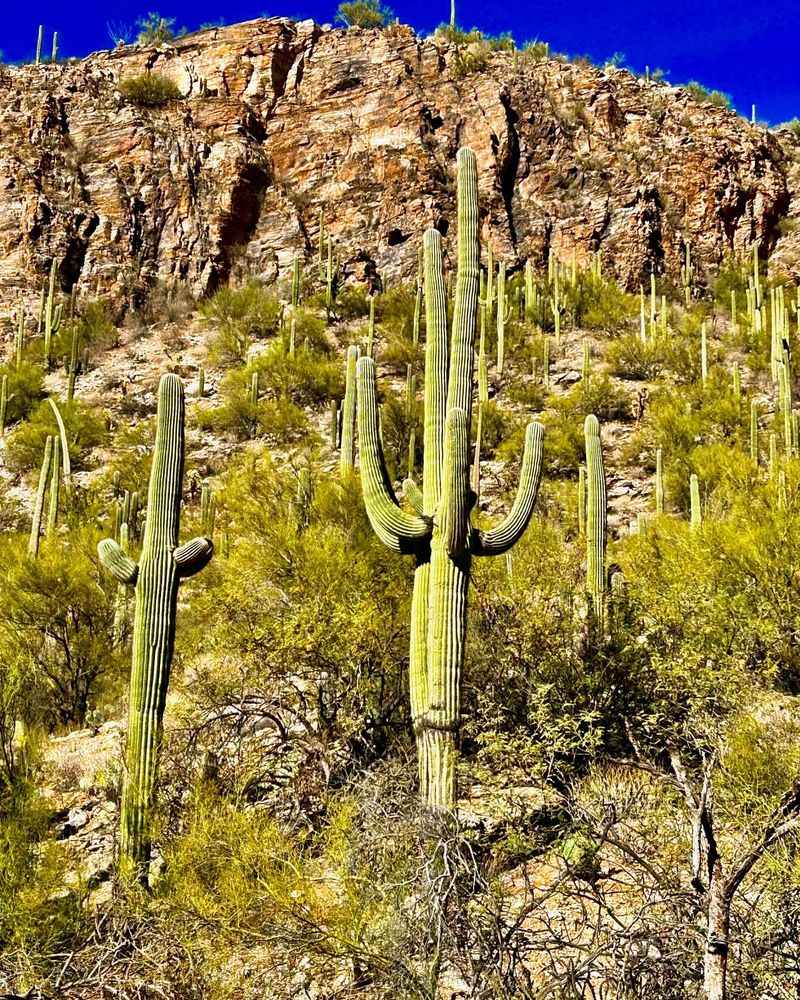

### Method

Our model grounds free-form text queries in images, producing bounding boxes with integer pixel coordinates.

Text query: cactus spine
[340,345,359,474]
[98,375,213,879]
[29,436,54,558]
[584,415,607,625]
[356,149,544,810]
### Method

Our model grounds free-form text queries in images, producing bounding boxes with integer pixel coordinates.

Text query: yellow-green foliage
[200,282,283,365]
[4,399,107,473]
[119,72,182,107]
[335,0,393,28]
[0,361,44,427]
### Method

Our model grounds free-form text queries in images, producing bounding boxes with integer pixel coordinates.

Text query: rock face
[0,18,796,316]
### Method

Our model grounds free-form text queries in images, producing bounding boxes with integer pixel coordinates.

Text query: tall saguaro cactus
[356,148,545,810]
[584,414,607,625]
[98,375,213,879]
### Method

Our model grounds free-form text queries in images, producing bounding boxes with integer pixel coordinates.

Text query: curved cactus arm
[403,477,425,517]
[174,537,214,578]
[473,421,544,556]
[98,538,139,585]
[441,408,470,558]
[47,397,71,482]
[356,356,430,553]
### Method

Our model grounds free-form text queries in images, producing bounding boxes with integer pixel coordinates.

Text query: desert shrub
[683,80,732,109]
[195,371,311,445]
[606,334,675,380]
[378,391,422,481]
[4,399,107,474]
[0,361,44,427]
[250,344,342,406]
[136,12,179,44]
[0,530,125,729]
[505,377,547,410]
[476,401,525,460]
[569,272,637,332]
[119,72,182,107]
[377,283,418,337]
[335,0,393,28]
[552,374,632,423]
[290,308,331,354]
[334,283,372,319]
[200,282,283,365]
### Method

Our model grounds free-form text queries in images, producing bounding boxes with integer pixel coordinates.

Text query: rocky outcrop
[0,18,794,317]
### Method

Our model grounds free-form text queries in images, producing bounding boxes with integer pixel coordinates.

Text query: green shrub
[606,334,673,381]
[335,0,393,27]
[4,400,107,474]
[119,72,182,107]
[0,361,44,427]
[200,282,283,365]
[683,81,732,110]
[136,12,178,44]
[334,284,372,319]
[250,344,342,407]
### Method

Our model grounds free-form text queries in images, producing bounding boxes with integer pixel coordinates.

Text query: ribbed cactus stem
[582,339,591,383]
[584,415,606,625]
[769,432,778,480]
[46,437,60,535]
[577,465,585,536]
[291,255,301,309]
[750,399,759,464]
[700,321,708,385]
[655,447,664,514]
[98,375,212,881]
[35,25,43,64]
[340,345,359,474]
[356,149,544,811]
[249,371,259,407]
[412,283,422,346]
[113,522,131,647]
[197,367,205,398]
[51,31,58,63]
[732,362,741,401]
[496,261,507,375]
[16,306,25,368]
[367,295,376,356]
[0,375,7,437]
[29,435,53,558]
[690,473,701,528]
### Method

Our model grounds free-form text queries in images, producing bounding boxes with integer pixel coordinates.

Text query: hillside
[1,16,800,1000]
[0,17,799,315]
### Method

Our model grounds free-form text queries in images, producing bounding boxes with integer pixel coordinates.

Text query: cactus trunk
[98,375,212,880]
[356,149,544,810]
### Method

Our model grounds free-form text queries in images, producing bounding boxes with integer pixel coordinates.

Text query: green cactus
[35,25,43,64]
[367,295,376,356]
[340,345,359,474]
[582,339,591,383]
[29,435,54,558]
[584,415,606,625]
[0,375,7,437]
[291,255,301,309]
[112,522,132,648]
[98,374,213,879]
[249,371,259,408]
[46,437,60,536]
[750,399,759,464]
[690,473,702,528]
[577,465,585,536]
[496,261,510,374]
[769,432,778,480]
[356,148,544,810]
[330,399,339,449]
[197,367,205,398]
[15,306,25,368]
[412,283,422,347]
[51,31,58,63]
[42,260,62,370]
[655,447,664,514]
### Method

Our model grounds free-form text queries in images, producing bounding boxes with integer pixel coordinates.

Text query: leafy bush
[4,400,107,474]
[683,81,732,110]
[200,282,282,365]
[136,12,178,44]
[119,72,182,107]
[335,0,393,27]
[0,361,44,427]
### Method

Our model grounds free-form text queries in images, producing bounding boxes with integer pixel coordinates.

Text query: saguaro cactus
[584,414,607,624]
[98,375,213,879]
[29,436,54,558]
[356,148,544,810]
[340,345,360,474]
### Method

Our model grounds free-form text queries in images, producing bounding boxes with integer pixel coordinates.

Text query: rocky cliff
[0,17,797,316]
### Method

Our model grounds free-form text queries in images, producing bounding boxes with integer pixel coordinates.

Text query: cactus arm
[440,408,471,558]
[446,148,479,420]
[356,356,430,552]
[98,538,140,584]
[403,477,425,516]
[174,537,214,578]
[473,421,544,556]
[47,397,72,483]
[422,228,449,513]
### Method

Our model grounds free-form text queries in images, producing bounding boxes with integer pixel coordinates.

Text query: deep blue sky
[4,2,798,124]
